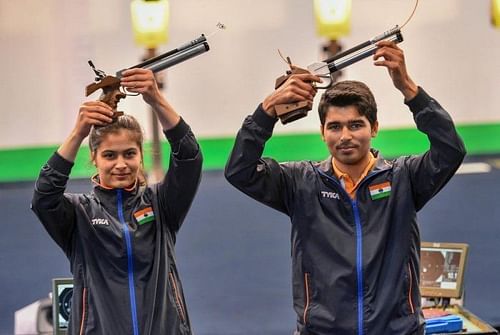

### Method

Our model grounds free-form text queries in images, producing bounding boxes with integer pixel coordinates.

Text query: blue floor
[1,155,499,334]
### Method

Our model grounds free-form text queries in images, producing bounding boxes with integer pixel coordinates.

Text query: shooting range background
[1,0,499,334]
[1,1,499,158]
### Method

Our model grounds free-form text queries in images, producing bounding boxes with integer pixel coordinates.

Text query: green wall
[1,123,499,183]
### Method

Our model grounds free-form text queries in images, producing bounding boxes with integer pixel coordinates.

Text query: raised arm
[225,72,321,214]
[374,41,466,209]
[121,68,202,233]
[120,68,180,130]
[57,101,114,161]
[373,40,418,101]
[32,101,113,254]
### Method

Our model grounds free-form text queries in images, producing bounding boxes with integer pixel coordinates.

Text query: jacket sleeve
[157,117,203,234]
[224,105,295,215]
[31,152,76,255]
[403,87,466,211]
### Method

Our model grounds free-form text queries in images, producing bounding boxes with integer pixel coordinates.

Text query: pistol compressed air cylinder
[326,26,403,73]
[116,35,210,77]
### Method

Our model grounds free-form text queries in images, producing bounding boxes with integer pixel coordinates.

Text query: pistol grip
[275,101,312,124]
[273,66,312,124]
[85,76,121,96]
[85,75,125,116]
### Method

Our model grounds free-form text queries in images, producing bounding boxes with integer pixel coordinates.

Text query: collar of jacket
[90,174,141,196]
[315,148,393,179]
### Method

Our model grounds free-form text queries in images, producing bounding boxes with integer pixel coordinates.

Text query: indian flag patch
[369,181,392,200]
[133,207,155,225]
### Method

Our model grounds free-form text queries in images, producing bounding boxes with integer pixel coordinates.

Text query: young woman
[31,68,202,335]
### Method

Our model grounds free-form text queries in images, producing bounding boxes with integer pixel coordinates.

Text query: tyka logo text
[92,218,109,226]
[321,191,340,200]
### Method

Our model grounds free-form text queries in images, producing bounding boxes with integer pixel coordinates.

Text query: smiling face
[320,105,378,171]
[92,129,142,189]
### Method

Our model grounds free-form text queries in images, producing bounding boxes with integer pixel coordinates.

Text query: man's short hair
[318,80,377,126]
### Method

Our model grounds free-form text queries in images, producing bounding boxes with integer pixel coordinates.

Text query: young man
[224,41,466,335]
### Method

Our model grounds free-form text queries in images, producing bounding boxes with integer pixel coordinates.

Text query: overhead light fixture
[492,0,500,28]
[313,0,352,39]
[131,0,170,48]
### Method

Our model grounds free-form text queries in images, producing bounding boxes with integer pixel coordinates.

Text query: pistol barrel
[142,43,209,73]
[116,34,210,77]
[326,26,403,73]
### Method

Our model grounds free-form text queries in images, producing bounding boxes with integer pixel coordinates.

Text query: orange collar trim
[332,152,376,198]
[91,174,137,192]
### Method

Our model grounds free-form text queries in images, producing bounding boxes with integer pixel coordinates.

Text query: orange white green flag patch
[369,181,391,200]
[134,207,155,225]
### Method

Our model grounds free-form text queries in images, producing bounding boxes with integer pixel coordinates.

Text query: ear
[371,120,379,138]
[90,152,97,166]
[320,124,326,142]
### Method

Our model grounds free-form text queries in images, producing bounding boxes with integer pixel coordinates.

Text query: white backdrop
[1,0,499,148]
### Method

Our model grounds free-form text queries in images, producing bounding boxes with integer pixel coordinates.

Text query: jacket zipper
[352,200,364,335]
[169,272,187,323]
[117,189,140,335]
[316,168,389,335]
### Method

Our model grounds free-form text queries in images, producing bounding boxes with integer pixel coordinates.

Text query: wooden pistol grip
[274,67,310,89]
[85,76,121,96]
[273,66,312,124]
[275,101,312,124]
[85,75,124,120]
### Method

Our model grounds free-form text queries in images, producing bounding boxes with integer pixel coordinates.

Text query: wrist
[70,129,87,144]
[262,95,278,118]
[143,88,163,106]
[400,80,419,101]
[58,131,86,163]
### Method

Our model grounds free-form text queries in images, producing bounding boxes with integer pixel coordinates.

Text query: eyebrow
[326,119,366,125]
[101,147,138,153]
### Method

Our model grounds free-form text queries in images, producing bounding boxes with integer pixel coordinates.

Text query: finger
[373,60,400,69]
[121,69,154,83]
[121,73,153,83]
[374,45,404,62]
[121,79,154,91]
[88,118,113,126]
[82,100,107,107]
[288,78,317,92]
[121,68,151,77]
[287,77,319,94]
[288,91,316,105]
[293,73,323,84]
[121,78,156,92]
[285,85,316,101]
[286,84,317,101]
[124,83,153,94]
[83,110,114,124]
[79,102,114,119]
[81,100,114,111]
[373,52,403,67]
[376,40,401,50]
[380,46,403,58]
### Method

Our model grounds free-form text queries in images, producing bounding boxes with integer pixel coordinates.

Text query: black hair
[318,80,377,127]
